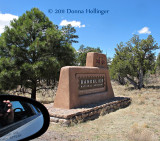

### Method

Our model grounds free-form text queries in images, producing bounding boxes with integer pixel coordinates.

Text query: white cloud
[60,20,85,28]
[0,12,18,34]
[138,27,151,34]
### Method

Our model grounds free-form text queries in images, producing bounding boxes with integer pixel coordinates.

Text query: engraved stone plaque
[76,73,107,96]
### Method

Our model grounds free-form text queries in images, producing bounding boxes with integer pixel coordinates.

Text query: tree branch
[126,75,138,89]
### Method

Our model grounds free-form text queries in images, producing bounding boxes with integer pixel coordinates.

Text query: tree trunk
[47,79,50,86]
[31,86,36,100]
[118,75,126,85]
[126,76,138,89]
[138,69,144,89]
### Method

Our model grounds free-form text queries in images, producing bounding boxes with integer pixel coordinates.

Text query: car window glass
[11,101,25,112]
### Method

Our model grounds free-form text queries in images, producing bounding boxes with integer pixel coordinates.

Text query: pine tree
[61,24,79,44]
[0,8,76,99]
[110,35,159,89]
[156,53,160,72]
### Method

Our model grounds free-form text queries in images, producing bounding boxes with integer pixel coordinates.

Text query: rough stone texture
[50,117,59,123]
[45,97,131,126]
[54,52,114,109]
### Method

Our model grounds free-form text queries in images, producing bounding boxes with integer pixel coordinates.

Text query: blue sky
[0,0,160,58]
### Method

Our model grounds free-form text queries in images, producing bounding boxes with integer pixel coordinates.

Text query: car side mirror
[0,94,50,141]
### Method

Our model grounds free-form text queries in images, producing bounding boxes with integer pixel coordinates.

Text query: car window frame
[0,112,42,137]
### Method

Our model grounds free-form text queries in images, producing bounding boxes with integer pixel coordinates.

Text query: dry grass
[128,123,158,141]
[41,74,160,141]
[8,84,57,104]
[10,74,160,141]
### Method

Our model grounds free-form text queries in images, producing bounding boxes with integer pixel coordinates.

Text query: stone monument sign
[54,52,114,109]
